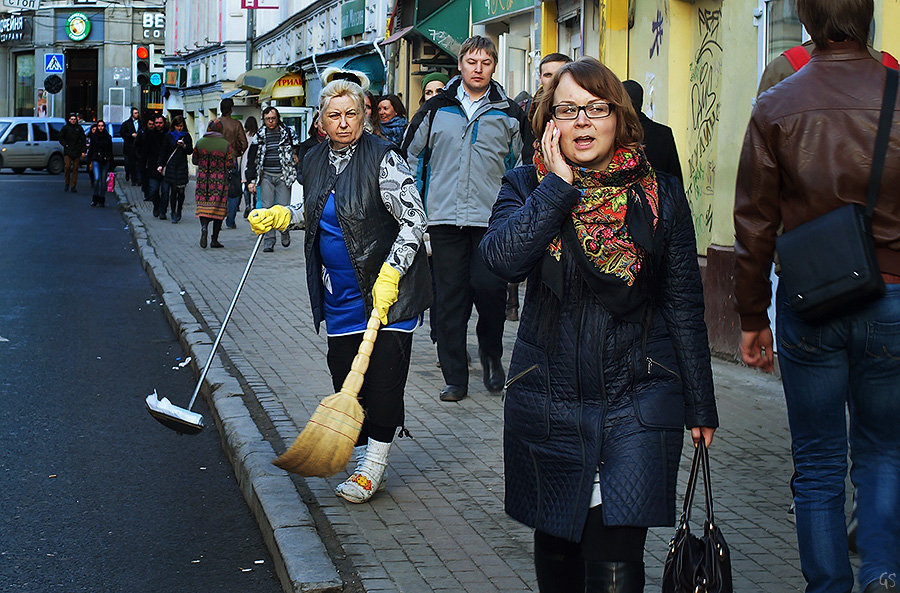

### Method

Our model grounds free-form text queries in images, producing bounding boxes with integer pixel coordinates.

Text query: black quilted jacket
[480,166,718,540]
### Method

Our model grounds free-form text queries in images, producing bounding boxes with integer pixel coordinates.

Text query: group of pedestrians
[58,113,116,207]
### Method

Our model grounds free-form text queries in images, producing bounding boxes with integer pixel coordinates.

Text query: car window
[4,123,27,144]
[0,122,9,138]
[110,123,121,136]
[48,122,63,141]
[32,123,48,142]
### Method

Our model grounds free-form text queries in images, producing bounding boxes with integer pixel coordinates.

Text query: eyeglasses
[551,102,614,120]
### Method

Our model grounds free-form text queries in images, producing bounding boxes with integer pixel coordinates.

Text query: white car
[0,117,67,174]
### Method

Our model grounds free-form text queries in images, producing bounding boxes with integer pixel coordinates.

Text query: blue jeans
[776,283,900,593]
[91,161,108,199]
[225,195,240,227]
[147,177,168,216]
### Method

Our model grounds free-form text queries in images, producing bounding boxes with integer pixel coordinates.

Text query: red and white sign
[241,0,278,8]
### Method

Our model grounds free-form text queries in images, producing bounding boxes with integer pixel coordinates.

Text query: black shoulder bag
[775,66,897,324]
[662,440,732,593]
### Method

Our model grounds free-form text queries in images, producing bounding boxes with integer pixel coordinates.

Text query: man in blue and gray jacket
[403,35,533,402]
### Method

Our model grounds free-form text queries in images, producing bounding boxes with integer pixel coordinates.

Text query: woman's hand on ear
[541,121,573,185]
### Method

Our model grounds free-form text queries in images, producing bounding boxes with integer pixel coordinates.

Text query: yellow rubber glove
[248,205,292,235]
[371,263,401,325]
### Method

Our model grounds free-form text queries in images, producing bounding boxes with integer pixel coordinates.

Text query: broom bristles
[272,391,365,477]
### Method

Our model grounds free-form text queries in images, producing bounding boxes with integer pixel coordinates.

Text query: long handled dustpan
[146,234,264,435]
[273,309,381,476]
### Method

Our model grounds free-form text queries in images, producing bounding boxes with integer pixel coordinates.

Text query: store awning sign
[44,53,64,74]
[471,0,533,24]
[3,0,40,10]
[0,13,29,44]
[415,0,470,58]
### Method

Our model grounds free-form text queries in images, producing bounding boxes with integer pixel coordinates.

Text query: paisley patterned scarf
[534,145,659,286]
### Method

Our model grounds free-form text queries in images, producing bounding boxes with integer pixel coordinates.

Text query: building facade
[0,1,166,122]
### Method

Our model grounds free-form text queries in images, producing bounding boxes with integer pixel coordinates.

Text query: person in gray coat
[403,35,533,402]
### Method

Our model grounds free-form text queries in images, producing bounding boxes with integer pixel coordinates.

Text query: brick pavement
[118,181,857,592]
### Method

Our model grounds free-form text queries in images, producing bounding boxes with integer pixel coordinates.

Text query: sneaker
[225,223,237,230]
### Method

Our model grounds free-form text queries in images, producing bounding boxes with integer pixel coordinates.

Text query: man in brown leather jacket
[733,0,900,589]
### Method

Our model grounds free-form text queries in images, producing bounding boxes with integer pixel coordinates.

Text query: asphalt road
[0,172,282,592]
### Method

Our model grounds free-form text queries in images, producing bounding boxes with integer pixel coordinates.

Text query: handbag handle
[866,66,898,218]
[676,440,718,530]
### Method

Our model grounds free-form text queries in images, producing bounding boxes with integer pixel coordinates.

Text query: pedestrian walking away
[86,120,113,207]
[192,119,234,249]
[249,77,431,503]
[480,57,718,593]
[159,115,193,224]
[733,0,900,589]
[403,35,534,402]
[59,113,86,193]
[622,80,683,184]
[218,98,249,230]
[246,106,300,253]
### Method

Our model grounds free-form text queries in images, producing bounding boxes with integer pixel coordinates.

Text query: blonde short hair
[319,79,365,114]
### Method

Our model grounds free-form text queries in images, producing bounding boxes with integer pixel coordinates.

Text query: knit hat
[421,71,449,90]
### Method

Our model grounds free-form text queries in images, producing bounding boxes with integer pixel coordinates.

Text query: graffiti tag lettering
[650,10,664,59]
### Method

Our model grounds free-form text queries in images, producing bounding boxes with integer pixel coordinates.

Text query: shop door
[65,49,98,121]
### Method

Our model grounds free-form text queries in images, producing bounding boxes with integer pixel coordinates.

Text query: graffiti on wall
[686,7,722,248]
[650,10,664,59]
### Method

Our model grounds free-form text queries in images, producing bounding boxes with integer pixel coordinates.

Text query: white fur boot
[335,438,391,503]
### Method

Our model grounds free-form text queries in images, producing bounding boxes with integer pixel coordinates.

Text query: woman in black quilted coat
[480,58,718,593]
[159,115,193,223]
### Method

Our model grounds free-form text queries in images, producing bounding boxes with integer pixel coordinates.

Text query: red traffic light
[136,46,149,59]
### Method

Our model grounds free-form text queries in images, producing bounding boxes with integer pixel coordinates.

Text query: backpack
[783,44,899,71]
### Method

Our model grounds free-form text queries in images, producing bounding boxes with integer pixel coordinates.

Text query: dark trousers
[326,330,413,444]
[169,185,185,219]
[534,506,647,592]
[199,217,222,241]
[428,225,506,387]
[124,148,139,183]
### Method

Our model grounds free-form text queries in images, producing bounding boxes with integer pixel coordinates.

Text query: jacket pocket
[504,338,551,442]
[633,386,685,430]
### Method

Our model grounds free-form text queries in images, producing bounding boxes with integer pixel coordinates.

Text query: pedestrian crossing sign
[44,53,64,74]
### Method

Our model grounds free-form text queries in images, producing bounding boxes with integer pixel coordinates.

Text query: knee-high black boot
[584,561,644,593]
[534,531,585,593]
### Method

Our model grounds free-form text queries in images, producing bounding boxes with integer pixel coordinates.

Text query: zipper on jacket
[647,356,679,378]
[504,363,538,390]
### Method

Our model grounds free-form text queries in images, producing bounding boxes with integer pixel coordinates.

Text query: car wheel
[12,168,26,174]
[47,153,64,175]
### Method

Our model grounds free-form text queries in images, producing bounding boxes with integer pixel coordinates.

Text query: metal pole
[245,7,255,71]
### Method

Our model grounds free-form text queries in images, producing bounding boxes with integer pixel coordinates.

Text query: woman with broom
[248,78,431,503]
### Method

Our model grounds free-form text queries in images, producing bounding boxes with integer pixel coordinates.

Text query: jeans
[225,195,240,227]
[64,155,80,188]
[776,283,900,593]
[148,177,168,216]
[91,161,108,200]
[428,225,507,387]
[258,172,291,248]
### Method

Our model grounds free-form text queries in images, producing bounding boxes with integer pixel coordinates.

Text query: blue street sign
[44,53,64,74]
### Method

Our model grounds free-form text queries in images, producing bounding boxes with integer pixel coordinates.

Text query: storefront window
[766,0,803,63]
[15,53,35,116]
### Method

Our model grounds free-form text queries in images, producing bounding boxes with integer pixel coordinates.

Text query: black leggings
[169,185,185,215]
[534,506,647,593]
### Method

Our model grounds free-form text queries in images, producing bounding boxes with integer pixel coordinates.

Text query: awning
[413,0,469,58]
[321,53,385,94]
[221,88,245,99]
[260,72,305,100]
[235,67,287,92]
[380,25,415,46]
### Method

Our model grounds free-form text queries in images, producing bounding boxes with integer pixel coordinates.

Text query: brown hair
[458,35,498,64]
[531,57,643,150]
[797,0,872,48]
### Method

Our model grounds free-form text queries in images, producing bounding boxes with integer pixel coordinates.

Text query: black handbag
[662,440,732,593]
[775,66,897,324]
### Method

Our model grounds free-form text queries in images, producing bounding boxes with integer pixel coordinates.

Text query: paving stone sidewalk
[117,181,852,593]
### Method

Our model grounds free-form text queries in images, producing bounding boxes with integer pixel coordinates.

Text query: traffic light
[134,45,150,87]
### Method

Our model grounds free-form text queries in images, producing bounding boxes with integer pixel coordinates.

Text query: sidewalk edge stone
[118,198,341,593]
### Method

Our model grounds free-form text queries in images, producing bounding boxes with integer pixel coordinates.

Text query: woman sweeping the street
[159,115,193,223]
[192,119,233,249]
[249,78,431,503]
[479,57,718,592]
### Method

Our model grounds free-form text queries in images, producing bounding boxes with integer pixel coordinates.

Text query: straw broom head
[273,310,380,477]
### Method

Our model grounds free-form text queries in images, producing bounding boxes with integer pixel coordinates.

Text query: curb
[118,193,342,593]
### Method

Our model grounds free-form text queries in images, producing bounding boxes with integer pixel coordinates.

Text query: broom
[272,309,381,477]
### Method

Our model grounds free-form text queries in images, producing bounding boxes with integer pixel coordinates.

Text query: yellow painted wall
[599,0,629,77]
[875,0,900,58]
